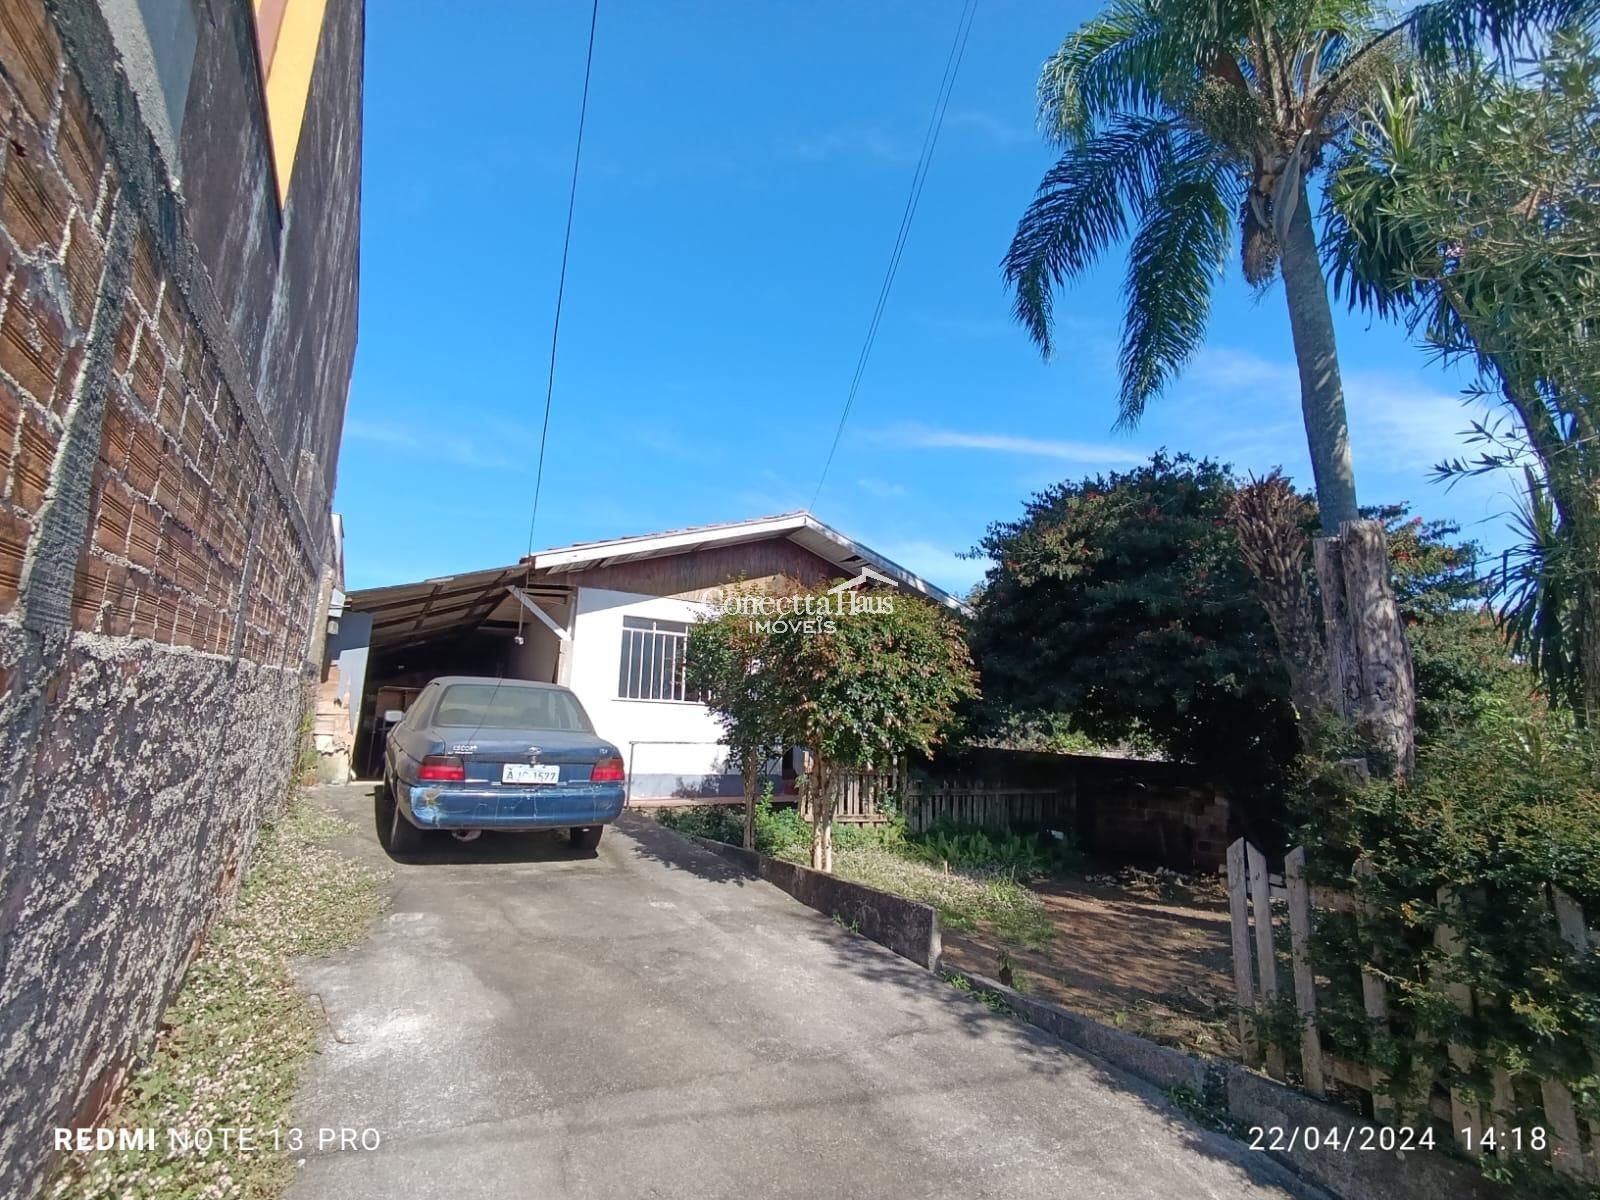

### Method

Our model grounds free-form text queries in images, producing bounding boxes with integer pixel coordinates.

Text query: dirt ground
[938,869,1242,1060]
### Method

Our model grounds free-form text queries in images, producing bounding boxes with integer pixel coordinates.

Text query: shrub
[1296,704,1600,1148]
[904,824,1080,879]
[752,786,809,857]
[655,805,745,846]
[657,786,817,859]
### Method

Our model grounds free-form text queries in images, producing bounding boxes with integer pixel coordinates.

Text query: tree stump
[1314,520,1415,777]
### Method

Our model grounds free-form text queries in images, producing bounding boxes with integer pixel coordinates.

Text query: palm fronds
[1491,468,1582,710]
[1118,150,1239,422]
[1002,116,1177,355]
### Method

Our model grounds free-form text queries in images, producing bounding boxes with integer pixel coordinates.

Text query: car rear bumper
[399,781,626,830]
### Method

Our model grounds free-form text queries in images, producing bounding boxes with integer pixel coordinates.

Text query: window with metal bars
[617,616,700,702]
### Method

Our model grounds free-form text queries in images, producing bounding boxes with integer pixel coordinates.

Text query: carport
[347,565,571,776]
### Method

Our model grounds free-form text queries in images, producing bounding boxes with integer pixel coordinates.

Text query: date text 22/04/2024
[1249,1126,1550,1155]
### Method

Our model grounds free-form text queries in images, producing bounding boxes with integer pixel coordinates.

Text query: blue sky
[334,0,1516,595]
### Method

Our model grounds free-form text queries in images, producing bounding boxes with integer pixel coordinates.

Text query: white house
[342,513,969,799]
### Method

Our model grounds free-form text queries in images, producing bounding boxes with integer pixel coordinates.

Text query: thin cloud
[782,126,915,165]
[344,416,512,470]
[946,110,1034,147]
[871,421,1146,465]
[857,477,909,498]
[343,418,419,448]
[1183,345,1493,475]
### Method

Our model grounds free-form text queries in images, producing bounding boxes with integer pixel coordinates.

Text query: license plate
[502,763,560,785]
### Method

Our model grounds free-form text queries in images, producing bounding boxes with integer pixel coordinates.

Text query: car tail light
[418,755,466,782]
[590,756,625,783]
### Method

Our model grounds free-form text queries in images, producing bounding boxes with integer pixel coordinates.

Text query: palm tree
[1003,0,1589,533]
[1323,26,1600,718]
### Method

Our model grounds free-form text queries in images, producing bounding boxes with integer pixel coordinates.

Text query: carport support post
[507,586,572,685]
[554,592,577,685]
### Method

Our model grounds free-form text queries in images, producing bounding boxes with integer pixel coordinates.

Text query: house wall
[311,609,369,782]
[0,1,361,1195]
[569,585,732,798]
[560,544,848,799]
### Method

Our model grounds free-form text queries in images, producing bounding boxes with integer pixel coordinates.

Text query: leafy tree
[1372,505,1524,738]
[1325,26,1600,720]
[970,453,1300,838]
[1003,0,1585,531]
[971,453,1496,839]
[760,592,978,871]
[686,602,795,849]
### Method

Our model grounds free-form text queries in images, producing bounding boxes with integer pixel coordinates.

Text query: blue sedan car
[377,676,626,856]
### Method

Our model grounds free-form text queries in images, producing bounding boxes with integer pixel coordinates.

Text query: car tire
[374,780,395,846]
[376,780,423,857]
[569,825,603,852]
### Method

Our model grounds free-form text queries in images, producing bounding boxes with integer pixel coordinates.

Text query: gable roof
[347,511,971,650]
[531,511,969,613]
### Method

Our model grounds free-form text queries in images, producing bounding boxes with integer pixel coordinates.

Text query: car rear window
[433,684,593,732]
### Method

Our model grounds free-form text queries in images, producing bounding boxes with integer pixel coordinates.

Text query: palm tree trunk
[1279,189,1414,774]
[1278,193,1359,532]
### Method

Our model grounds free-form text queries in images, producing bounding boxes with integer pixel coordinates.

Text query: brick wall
[0,1,361,1195]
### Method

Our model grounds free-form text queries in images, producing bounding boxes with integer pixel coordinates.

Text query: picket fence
[804,764,903,824]
[1226,837,1600,1182]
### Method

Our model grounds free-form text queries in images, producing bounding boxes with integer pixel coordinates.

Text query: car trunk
[433,727,612,785]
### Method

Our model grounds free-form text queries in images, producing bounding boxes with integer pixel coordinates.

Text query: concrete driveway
[288,784,1321,1200]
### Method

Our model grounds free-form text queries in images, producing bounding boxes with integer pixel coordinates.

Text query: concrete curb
[947,969,1505,1200]
[687,836,941,970]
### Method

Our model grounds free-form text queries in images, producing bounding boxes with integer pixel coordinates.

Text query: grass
[49,794,387,1200]
[655,802,1062,951]
[822,844,1057,949]
[942,969,1012,1013]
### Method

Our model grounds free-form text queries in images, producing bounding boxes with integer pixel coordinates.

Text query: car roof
[428,676,574,693]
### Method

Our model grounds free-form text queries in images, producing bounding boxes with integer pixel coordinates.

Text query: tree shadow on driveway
[617,810,757,885]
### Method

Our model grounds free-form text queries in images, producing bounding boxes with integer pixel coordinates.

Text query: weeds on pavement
[49,795,386,1200]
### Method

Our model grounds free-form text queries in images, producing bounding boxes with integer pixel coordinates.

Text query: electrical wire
[518,0,601,640]
[811,0,979,509]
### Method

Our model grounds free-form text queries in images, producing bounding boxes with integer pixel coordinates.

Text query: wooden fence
[901,778,1071,835]
[808,772,1076,833]
[804,765,903,825]
[1226,837,1600,1183]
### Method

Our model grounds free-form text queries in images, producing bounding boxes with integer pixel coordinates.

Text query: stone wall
[0,1,361,1195]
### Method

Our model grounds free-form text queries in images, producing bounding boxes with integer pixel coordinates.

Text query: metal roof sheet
[346,511,971,651]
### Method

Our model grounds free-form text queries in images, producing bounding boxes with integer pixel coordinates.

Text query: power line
[811,0,979,509]
[516,0,599,645]
[524,0,601,560]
